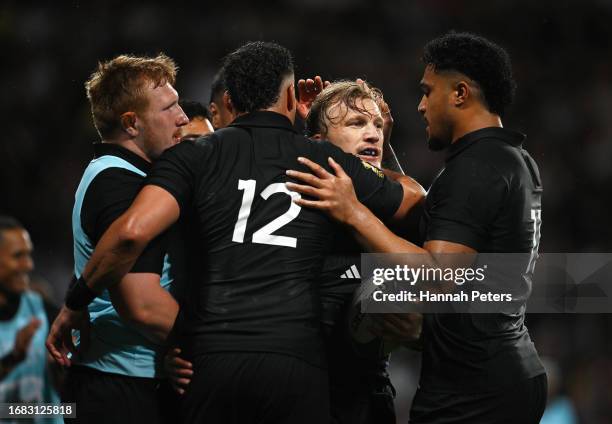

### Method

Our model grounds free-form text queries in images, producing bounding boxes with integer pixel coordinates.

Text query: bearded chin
[428,135,451,151]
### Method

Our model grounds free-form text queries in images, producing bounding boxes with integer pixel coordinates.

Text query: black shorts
[181,352,329,424]
[410,373,548,424]
[62,365,177,424]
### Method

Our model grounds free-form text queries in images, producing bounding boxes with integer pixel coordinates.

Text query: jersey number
[232,179,301,248]
[526,208,542,274]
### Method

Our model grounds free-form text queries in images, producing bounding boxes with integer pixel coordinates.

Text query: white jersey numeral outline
[232,179,301,248]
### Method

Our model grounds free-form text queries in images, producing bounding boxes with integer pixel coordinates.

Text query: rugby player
[286,32,547,423]
[208,69,234,129]
[54,54,188,424]
[47,41,423,423]
[165,80,425,422]
[178,99,214,140]
[306,80,423,424]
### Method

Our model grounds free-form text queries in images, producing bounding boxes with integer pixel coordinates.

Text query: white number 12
[232,179,302,248]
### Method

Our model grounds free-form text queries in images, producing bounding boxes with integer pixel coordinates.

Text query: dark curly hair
[423,32,516,117]
[221,41,294,113]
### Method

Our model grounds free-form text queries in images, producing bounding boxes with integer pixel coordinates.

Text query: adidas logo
[340,264,361,279]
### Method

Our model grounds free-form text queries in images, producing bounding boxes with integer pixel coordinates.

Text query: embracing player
[47,42,423,423]
[287,32,547,424]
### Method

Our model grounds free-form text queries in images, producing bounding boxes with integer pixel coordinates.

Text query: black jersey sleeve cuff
[364,179,404,220]
[425,219,485,252]
[129,232,167,275]
[144,181,186,214]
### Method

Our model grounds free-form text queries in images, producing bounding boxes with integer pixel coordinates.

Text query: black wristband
[65,276,97,311]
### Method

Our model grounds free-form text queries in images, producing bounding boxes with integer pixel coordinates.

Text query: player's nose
[363,123,381,144]
[176,107,189,126]
[417,96,426,115]
[20,256,34,273]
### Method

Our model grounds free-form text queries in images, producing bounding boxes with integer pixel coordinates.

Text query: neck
[451,111,502,144]
[265,102,294,121]
[235,107,295,123]
[102,137,152,163]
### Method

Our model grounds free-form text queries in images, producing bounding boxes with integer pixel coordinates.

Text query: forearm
[383,172,426,221]
[347,202,428,256]
[81,214,149,293]
[109,275,179,344]
[122,293,178,344]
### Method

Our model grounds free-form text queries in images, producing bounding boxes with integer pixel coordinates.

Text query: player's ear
[120,112,138,137]
[209,102,219,128]
[286,82,296,112]
[454,81,469,107]
[311,133,322,140]
[223,91,235,115]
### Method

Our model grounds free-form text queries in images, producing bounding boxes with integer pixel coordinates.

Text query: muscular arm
[82,185,180,294]
[109,273,178,344]
[347,199,475,258]
[381,168,426,221]
[289,157,472,260]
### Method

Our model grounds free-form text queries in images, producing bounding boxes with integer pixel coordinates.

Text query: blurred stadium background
[1,1,611,422]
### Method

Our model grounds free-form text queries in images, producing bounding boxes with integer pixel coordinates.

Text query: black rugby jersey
[419,127,545,392]
[81,143,167,274]
[146,111,403,367]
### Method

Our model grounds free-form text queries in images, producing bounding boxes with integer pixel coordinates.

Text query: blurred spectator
[540,357,578,424]
[0,216,61,423]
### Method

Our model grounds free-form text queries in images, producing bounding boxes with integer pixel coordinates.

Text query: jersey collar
[446,127,526,162]
[229,111,298,133]
[93,142,152,174]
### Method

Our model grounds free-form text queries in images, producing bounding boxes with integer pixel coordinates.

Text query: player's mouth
[357,147,381,164]
[172,130,183,144]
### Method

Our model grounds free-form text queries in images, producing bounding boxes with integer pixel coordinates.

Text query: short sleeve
[146,136,215,211]
[317,141,403,219]
[81,168,167,275]
[425,156,508,251]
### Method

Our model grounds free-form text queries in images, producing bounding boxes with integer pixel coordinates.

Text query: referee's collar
[230,111,298,133]
[446,126,526,162]
[93,142,152,173]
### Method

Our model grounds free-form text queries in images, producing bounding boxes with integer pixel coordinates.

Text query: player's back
[149,111,403,367]
[189,112,335,366]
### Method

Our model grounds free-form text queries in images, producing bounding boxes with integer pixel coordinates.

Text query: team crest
[361,160,384,178]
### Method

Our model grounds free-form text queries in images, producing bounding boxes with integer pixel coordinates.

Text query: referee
[287,32,547,423]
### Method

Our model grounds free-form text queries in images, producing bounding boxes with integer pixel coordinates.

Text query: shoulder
[433,154,509,202]
[445,148,507,183]
[464,137,526,175]
[83,167,143,203]
[162,133,220,160]
[22,290,43,304]
[20,291,45,314]
[306,138,343,154]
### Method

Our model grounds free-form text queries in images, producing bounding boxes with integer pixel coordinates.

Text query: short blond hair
[85,53,177,139]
